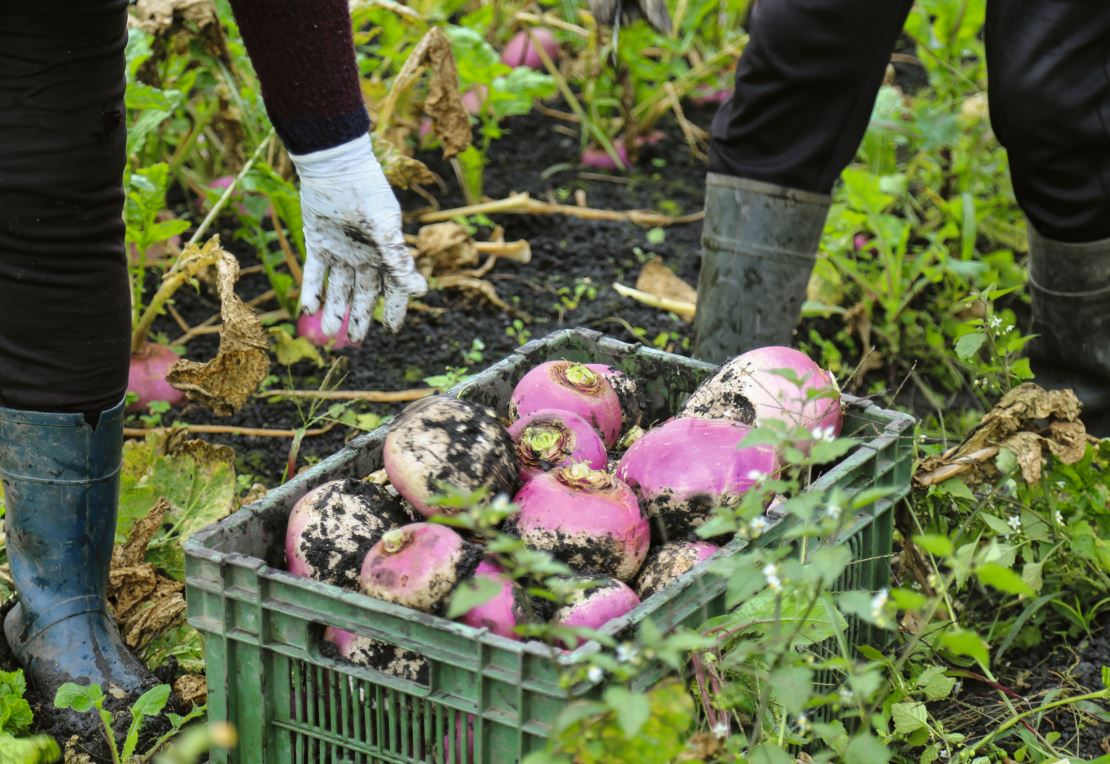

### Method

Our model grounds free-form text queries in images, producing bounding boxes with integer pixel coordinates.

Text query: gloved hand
[289,133,427,342]
[586,0,672,34]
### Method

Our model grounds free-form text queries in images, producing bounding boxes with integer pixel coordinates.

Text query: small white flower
[587,666,603,683]
[749,516,770,537]
[1007,514,1022,533]
[825,503,842,521]
[763,563,782,591]
[870,588,889,624]
[747,469,766,482]
[616,643,639,664]
[810,425,836,442]
[796,713,809,731]
[989,315,1002,330]
[838,687,853,703]
[711,720,730,739]
[1056,480,1066,488]
[939,748,950,760]
[1055,510,1064,526]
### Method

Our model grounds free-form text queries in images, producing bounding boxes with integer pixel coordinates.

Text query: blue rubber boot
[0,399,156,716]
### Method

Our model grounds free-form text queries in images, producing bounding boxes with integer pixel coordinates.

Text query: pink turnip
[127,342,185,411]
[580,142,630,172]
[383,396,519,518]
[680,346,843,438]
[508,463,649,581]
[359,523,482,614]
[507,409,608,483]
[462,85,489,116]
[551,575,640,633]
[509,361,623,448]
[690,86,731,106]
[616,417,779,542]
[634,541,719,600]
[458,560,533,640]
[322,626,428,683]
[285,479,414,589]
[501,28,559,70]
[296,307,359,349]
[585,363,643,432]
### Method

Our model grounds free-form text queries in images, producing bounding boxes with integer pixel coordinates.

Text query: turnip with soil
[383,395,519,518]
[508,463,649,581]
[501,27,559,70]
[507,409,608,483]
[127,342,185,411]
[322,626,428,683]
[359,523,482,614]
[509,361,623,448]
[634,541,719,600]
[585,363,644,432]
[680,346,843,438]
[457,559,534,640]
[296,307,359,349]
[551,575,641,633]
[285,479,414,589]
[616,417,779,542]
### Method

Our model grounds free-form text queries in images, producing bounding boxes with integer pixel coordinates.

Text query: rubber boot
[692,174,831,364]
[1026,226,1110,438]
[0,399,158,749]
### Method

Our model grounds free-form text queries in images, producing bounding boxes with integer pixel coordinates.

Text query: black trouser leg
[708,0,914,194]
[0,1,131,416]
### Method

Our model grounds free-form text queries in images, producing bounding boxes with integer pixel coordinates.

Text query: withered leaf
[376,137,439,190]
[130,0,217,35]
[166,239,270,416]
[635,257,697,308]
[174,674,209,708]
[414,222,480,278]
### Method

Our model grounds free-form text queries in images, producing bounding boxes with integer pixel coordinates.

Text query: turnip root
[458,560,533,640]
[127,342,185,411]
[359,523,482,614]
[585,363,643,432]
[383,396,519,518]
[680,346,843,438]
[509,361,623,448]
[507,409,608,483]
[461,85,489,116]
[634,541,719,600]
[616,417,779,542]
[580,143,630,171]
[501,28,559,70]
[322,626,428,683]
[296,307,359,350]
[551,575,640,632]
[508,463,649,581]
[285,479,413,589]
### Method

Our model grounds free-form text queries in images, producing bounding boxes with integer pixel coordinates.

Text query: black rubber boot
[1026,226,1110,438]
[692,174,831,364]
[0,399,159,751]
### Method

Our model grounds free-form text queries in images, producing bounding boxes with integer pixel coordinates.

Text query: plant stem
[123,422,337,439]
[257,388,433,403]
[187,130,274,247]
[960,688,1110,760]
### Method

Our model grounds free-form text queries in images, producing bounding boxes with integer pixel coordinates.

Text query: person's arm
[227,0,426,340]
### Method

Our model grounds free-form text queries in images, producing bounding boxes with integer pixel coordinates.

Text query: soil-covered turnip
[383,395,519,517]
[680,346,842,438]
[457,559,534,640]
[507,409,608,483]
[359,523,482,614]
[321,626,428,683]
[509,361,623,448]
[585,363,644,432]
[285,479,413,589]
[634,541,719,600]
[616,417,779,542]
[296,308,358,349]
[507,463,649,581]
[551,575,641,632]
[127,342,185,411]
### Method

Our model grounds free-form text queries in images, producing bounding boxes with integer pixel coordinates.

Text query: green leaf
[936,478,975,502]
[892,701,928,735]
[845,732,891,764]
[750,743,794,764]
[769,666,812,716]
[913,534,954,558]
[267,327,324,367]
[732,589,847,647]
[724,559,764,609]
[916,666,957,701]
[941,628,990,671]
[130,684,171,720]
[955,331,986,361]
[52,683,103,714]
[521,753,572,764]
[976,562,1035,598]
[0,732,61,764]
[603,687,651,738]
[1021,561,1044,595]
[446,576,503,619]
[809,545,852,586]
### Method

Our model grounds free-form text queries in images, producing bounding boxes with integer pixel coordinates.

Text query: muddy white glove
[290,134,427,341]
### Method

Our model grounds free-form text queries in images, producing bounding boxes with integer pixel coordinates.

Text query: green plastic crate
[184,328,915,763]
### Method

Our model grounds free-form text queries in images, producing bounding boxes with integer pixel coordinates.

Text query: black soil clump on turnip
[681,365,757,425]
[629,484,723,545]
[320,637,430,685]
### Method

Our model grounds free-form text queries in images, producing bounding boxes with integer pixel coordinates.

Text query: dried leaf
[635,257,697,306]
[113,497,171,569]
[121,587,187,650]
[434,273,532,321]
[376,138,439,190]
[173,675,208,708]
[916,383,1088,487]
[166,240,270,416]
[414,222,480,278]
[129,0,217,34]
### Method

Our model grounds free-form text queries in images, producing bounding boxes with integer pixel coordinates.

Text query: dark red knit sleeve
[227,0,371,155]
